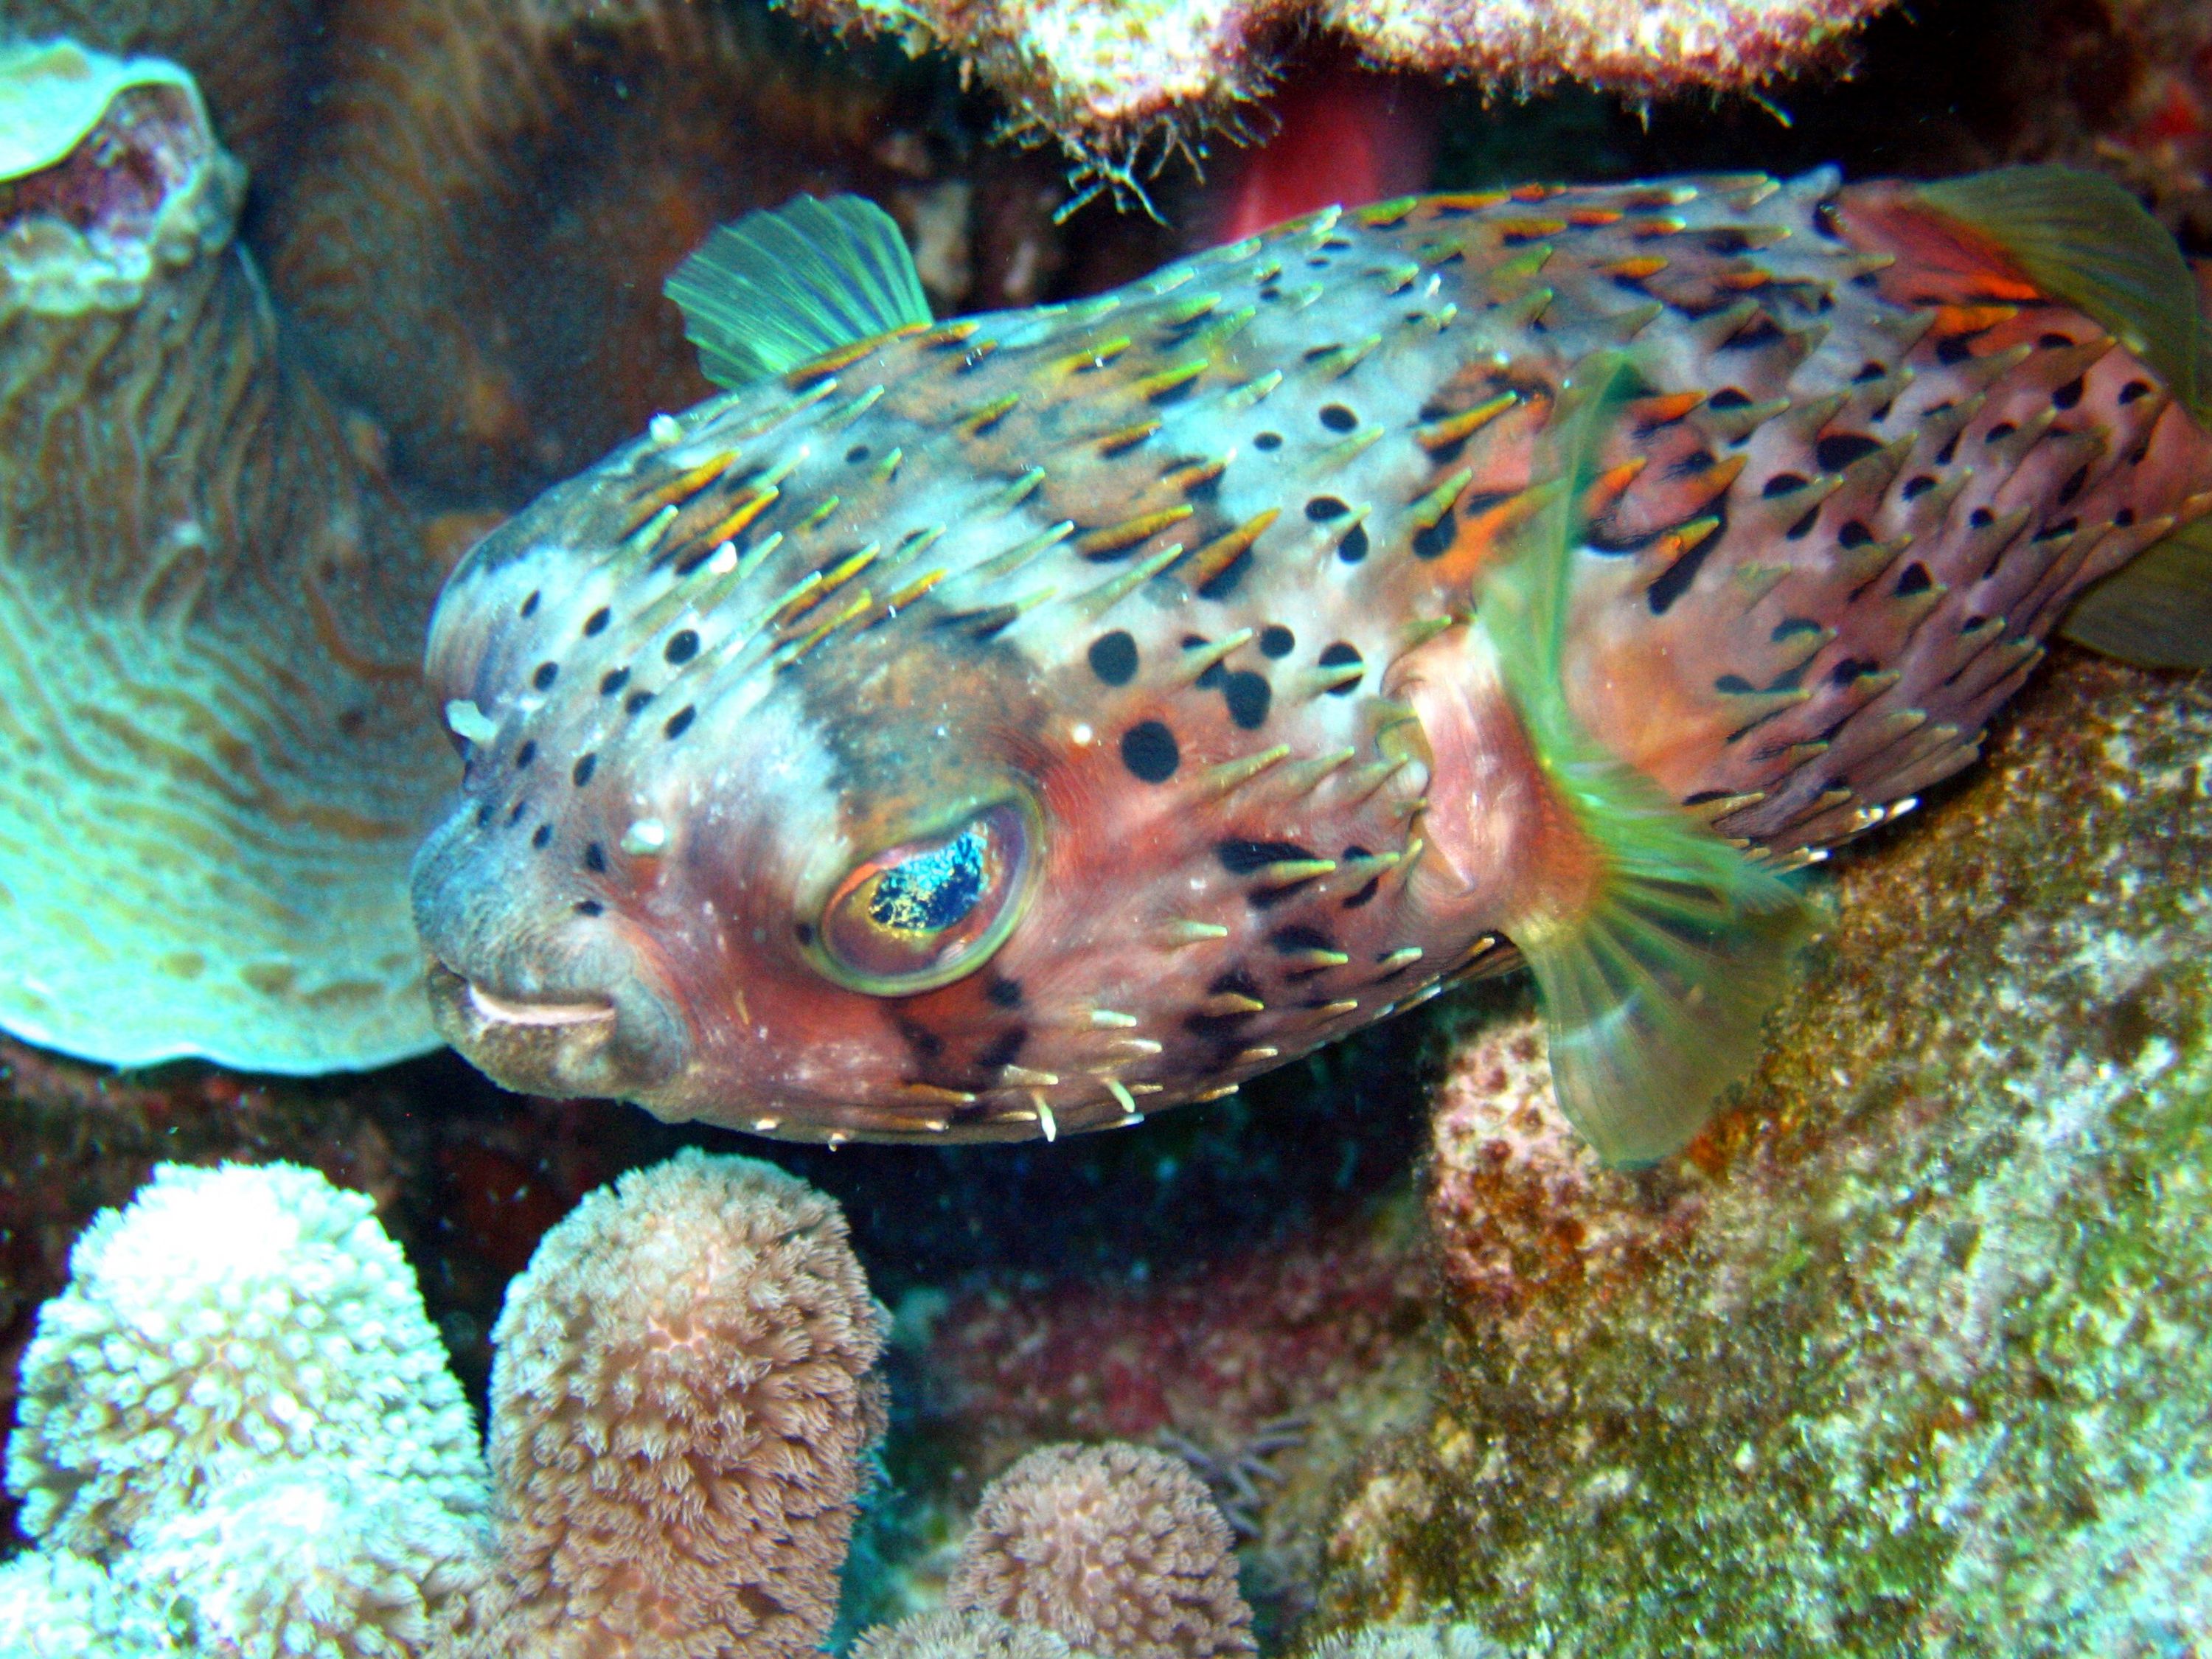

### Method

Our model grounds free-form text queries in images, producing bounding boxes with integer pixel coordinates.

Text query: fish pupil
[870,827,986,936]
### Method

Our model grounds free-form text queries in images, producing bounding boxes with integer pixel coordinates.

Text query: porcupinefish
[412,168,2212,1162]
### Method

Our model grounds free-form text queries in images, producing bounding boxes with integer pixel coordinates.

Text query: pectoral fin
[1475,355,1809,1166]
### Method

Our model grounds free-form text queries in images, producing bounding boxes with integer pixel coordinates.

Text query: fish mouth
[425,958,685,1100]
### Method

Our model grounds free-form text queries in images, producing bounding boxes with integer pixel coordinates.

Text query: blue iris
[868,825,986,936]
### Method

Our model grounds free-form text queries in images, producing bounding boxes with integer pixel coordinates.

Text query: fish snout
[422,959,684,1099]
[411,812,688,1099]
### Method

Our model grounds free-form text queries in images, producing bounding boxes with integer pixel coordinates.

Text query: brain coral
[948,1442,1254,1659]
[4,1160,483,1560]
[473,1147,890,1659]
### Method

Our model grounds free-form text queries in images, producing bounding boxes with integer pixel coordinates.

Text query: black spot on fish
[1773,617,1824,641]
[1318,641,1363,693]
[665,629,700,665]
[521,591,540,617]
[2116,508,2136,526]
[2038,333,2074,349]
[1715,673,1756,693]
[1254,431,1284,451]
[1088,630,1138,685]
[1722,314,1784,350]
[1830,656,1879,686]
[895,1017,943,1060]
[1412,520,1455,559]
[1462,490,1513,519]
[664,705,695,739]
[1669,448,1719,479]
[1895,562,1933,596]
[507,800,527,826]
[1222,671,1271,729]
[2119,379,2152,405]
[977,1026,1029,1070]
[2033,517,2078,542]
[1710,387,1752,408]
[1338,524,1369,563]
[583,607,611,636]
[1121,720,1180,782]
[625,689,655,716]
[1838,521,1874,549]
[1936,333,1978,365]
[1218,838,1314,875]
[2056,465,2089,506]
[572,754,597,787]
[1984,422,2017,445]
[1704,228,1756,255]
[1902,475,1936,500]
[1815,433,1882,471]
[599,667,630,696]
[474,803,493,827]
[2053,377,2085,411]
[1306,496,1349,521]
[846,445,869,463]
[1649,501,1728,613]
[1853,361,1886,383]
[1969,507,1996,529]
[794,921,814,945]
[1197,552,1252,601]
[985,977,1023,1009]
[532,661,559,691]
[1762,473,1807,498]
[1318,404,1357,431]
[515,740,538,769]
[1197,660,1226,689]
[1787,511,1819,540]
[1186,967,1264,1037]
[1259,625,1295,658]
[1936,432,1962,466]
[575,900,603,917]
[583,842,606,872]
[532,823,553,849]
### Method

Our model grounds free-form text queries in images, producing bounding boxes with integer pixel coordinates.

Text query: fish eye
[810,800,1037,995]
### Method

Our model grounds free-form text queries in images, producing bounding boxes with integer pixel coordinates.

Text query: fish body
[412,169,2212,1157]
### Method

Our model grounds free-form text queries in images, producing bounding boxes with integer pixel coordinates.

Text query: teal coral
[0,41,453,1073]
[1302,653,2212,1656]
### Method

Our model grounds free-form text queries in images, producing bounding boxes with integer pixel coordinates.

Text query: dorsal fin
[1915,166,2207,425]
[664,194,933,390]
[1475,355,1809,1167]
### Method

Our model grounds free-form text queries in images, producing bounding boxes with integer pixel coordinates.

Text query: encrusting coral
[785,0,1899,189]
[0,40,454,1074]
[947,1442,1256,1659]
[0,1149,893,1658]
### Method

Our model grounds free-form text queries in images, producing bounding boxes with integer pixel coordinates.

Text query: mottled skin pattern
[412,170,2212,1143]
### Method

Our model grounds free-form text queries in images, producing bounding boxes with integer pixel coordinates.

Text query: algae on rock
[1306,652,2212,1657]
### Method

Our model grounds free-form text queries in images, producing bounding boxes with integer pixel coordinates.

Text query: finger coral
[0,40,455,1074]
[948,1442,1255,1659]
[784,0,1898,187]
[3,1148,897,1659]
[467,1147,891,1659]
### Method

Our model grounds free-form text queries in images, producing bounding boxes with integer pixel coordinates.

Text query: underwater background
[1,0,2210,1653]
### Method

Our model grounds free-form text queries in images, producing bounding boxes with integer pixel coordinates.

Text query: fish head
[411,408,1293,1141]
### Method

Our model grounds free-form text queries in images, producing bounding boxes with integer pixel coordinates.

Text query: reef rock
[1304,649,2212,1656]
[786,0,1897,183]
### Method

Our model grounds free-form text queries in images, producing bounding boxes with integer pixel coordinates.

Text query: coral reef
[1,1149,890,1658]
[268,0,950,503]
[0,40,454,1074]
[853,1609,1077,1659]
[947,1441,1255,1659]
[785,0,1896,184]
[1298,651,2212,1655]
[467,1150,889,1659]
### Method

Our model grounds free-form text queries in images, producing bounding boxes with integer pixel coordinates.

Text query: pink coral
[471,1147,888,1659]
[947,1441,1255,1659]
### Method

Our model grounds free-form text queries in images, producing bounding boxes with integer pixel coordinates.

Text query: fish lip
[425,958,684,1099]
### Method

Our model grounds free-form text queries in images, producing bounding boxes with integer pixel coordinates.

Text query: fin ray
[2059,515,2212,669]
[664,195,933,389]
[1477,355,1809,1166]
[1916,165,2205,422]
